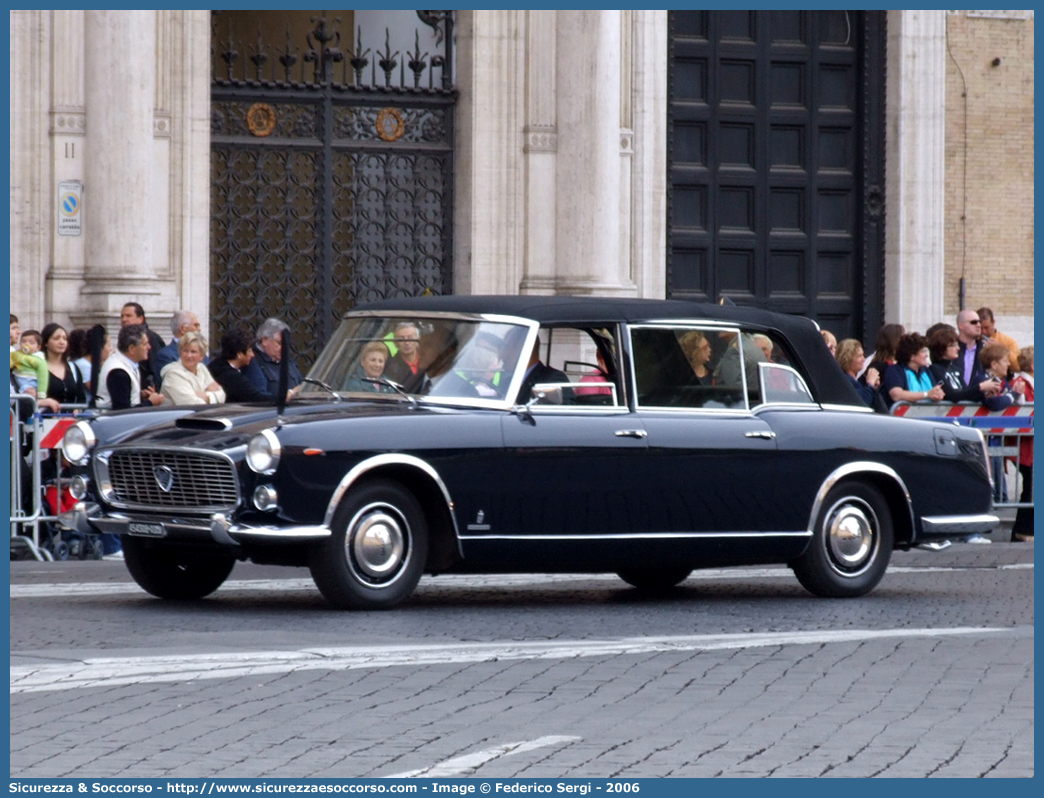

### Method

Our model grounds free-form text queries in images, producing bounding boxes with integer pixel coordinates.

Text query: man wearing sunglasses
[941,309,1001,403]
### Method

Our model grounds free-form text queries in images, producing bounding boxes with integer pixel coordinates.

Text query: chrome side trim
[819,403,874,414]
[459,531,811,541]
[636,407,753,417]
[348,310,538,326]
[525,406,632,416]
[807,462,915,541]
[920,514,1000,535]
[323,454,462,549]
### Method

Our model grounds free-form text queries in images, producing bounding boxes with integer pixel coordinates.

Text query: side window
[747,329,815,406]
[630,326,751,410]
[759,363,816,405]
[526,326,623,408]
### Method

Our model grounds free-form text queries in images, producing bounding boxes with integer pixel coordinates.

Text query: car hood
[89,398,463,451]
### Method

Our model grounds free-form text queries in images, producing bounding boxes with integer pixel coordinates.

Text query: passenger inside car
[517,339,569,403]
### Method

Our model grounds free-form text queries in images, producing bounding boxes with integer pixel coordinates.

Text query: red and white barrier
[891,402,1033,434]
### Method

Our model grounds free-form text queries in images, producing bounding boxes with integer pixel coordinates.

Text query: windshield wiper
[361,377,419,409]
[301,377,343,402]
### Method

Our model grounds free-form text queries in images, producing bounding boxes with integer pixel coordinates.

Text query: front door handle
[744,430,776,440]
[614,429,648,439]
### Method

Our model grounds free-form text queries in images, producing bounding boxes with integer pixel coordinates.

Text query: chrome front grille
[97,448,240,512]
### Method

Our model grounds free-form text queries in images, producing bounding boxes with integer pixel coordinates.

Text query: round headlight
[61,421,96,465]
[246,429,281,475]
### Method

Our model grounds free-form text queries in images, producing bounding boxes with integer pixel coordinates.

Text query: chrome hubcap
[347,505,407,582]
[825,500,876,575]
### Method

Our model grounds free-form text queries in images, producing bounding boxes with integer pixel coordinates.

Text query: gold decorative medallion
[375,107,405,142]
[246,103,277,137]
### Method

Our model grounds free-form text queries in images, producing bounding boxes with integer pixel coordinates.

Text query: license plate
[127,522,166,538]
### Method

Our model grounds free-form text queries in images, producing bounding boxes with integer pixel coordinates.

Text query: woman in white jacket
[160,332,225,406]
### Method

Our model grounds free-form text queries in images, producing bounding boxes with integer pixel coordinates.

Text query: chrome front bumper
[919,514,1000,537]
[60,502,331,546]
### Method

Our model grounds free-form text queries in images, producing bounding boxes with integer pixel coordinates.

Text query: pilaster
[554,10,636,296]
[80,10,175,328]
[884,10,947,332]
[453,10,526,296]
[10,11,52,329]
[519,10,558,295]
[631,11,668,299]
[47,10,88,327]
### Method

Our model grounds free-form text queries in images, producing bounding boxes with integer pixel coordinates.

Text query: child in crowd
[13,330,46,395]
[980,341,1026,412]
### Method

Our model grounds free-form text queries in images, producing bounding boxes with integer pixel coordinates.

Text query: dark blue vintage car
[62,296,998,608]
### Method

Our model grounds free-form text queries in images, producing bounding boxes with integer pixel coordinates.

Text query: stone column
[10,10,51,329]
[173,11,215,334]
[554,10,636,296]
[81,10,161,321]
[453,10,526,296]
[518,10,558,295]
[630,11,668,299]
[884,10,947,332]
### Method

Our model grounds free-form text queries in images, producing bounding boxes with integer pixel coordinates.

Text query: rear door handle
[614,429,648,439]
[744,430,776,440]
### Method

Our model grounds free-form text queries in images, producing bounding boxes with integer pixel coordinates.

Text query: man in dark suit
[120,302,166,391]
[516,339,569,403]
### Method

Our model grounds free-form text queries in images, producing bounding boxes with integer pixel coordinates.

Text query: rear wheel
[792,482,893,598]
[617,567,692,591]
[309,479,428,610]
[123,537,235,600]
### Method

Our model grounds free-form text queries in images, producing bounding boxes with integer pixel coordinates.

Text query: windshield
[301,315,534,404]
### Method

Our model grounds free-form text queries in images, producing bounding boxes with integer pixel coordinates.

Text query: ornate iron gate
[210,12,456,356]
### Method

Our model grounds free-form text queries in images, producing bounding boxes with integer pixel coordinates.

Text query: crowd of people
[9,304,304,413]
[828,307,1033,543]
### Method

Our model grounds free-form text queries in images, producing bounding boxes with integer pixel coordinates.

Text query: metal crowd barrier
[9,399,92,561]
[891,401,1033,510]
[10,394,45,559]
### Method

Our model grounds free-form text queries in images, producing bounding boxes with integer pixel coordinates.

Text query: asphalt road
[9,541,1034,779]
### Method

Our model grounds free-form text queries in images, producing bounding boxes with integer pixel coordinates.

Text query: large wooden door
[668,11,885,342]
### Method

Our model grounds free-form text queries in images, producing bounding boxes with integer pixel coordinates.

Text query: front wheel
[791,482,893,598]
[617,567,692,591]
[123,537,235,600]
[309,479,428,610]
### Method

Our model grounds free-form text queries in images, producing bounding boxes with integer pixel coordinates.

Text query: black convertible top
[354,295,863,406]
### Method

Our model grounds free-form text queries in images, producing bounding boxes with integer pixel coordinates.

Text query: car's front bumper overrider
[60,502,331,546]
[919,513,1000,537]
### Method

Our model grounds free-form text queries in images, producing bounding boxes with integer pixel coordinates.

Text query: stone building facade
[9,10,1034,355]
